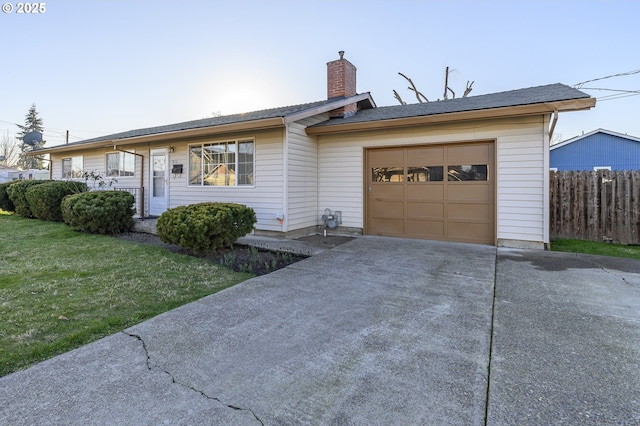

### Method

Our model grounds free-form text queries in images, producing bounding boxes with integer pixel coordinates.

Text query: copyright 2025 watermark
[2,2,46,13]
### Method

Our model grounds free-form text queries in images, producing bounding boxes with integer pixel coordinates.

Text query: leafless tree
[0,132,21,168]
[394,67,474,105]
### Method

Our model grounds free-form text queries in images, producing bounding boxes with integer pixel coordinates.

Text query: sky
[1,0,639,148]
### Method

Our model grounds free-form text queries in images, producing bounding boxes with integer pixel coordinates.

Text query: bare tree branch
[394,67,475,104]
[399,72,429,103]
[463,80,474,97]
[0,132,20,167]
[446,86,456,99]
[393,90,407,105]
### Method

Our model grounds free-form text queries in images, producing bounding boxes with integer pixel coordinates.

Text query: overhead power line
[577,87,640,102]
[574,69,640,89]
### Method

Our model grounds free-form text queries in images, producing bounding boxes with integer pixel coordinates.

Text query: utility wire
[574,69,640,89]
[579,87,640,94]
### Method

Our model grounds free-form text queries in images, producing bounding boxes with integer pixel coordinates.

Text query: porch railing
[114,187,145,218]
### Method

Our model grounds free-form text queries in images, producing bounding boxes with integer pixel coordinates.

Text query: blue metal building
[550,129,640,171]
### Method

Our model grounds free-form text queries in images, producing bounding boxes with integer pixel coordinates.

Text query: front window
[106,152,135,177]
[189,139,254,186]
[62,156,83,179]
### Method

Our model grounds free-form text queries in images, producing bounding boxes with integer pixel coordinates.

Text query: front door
[149,148,169,216]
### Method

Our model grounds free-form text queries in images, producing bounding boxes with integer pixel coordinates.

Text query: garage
[365,142,495,245]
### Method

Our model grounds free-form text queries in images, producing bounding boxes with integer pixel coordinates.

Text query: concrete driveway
[0,237,638,425]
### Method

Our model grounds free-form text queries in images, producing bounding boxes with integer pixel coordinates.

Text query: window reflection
[407,166,444,182]
[448,165,488,181]
[372,167,404,182]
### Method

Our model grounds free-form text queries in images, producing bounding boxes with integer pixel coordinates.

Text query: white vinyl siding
[495,118,548,246]
[53,147,148,212]
[285,115,326,231]
[317,115,549,247]
[168,128,285,232]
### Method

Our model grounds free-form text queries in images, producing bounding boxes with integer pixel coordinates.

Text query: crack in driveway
[122,331,265,426]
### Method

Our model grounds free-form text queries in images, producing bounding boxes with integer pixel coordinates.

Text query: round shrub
[25,181,88,222]
[157,202,257,253]
[61,190,135,234]
[6,180,52,218]
[0,181,16,212]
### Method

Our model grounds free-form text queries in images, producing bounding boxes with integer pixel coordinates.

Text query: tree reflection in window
[448,165,488,181]
[407,166,444,182]
[372,167,404,182]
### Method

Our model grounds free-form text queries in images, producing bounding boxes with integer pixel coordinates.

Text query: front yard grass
[0,212,252,377]
[551,238,640,259]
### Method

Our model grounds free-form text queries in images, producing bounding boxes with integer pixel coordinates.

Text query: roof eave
[29,117,286,156]
[283,93,374,124]
[306,97,596,136]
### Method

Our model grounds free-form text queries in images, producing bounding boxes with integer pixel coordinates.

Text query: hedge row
[26,181,88,221]
[0,182,15,212]
[2,180,135,235]
[2,179,256,246]
[5,180,52,217]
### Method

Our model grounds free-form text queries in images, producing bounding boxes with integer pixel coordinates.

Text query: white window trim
[188,139,255,187]
[62,156,84,180]
[106,150,135,177]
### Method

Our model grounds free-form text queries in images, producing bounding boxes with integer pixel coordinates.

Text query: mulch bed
[115,232,353,276]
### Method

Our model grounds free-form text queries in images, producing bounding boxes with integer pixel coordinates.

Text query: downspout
[282,126,288,234]
[114,146,145,219]
[548,109,559,143]
[543,113,556,250]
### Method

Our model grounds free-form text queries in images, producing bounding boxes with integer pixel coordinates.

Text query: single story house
[31,53,595,249]
[550,128,640,171]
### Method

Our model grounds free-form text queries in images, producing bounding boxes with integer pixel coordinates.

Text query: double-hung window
[106,151,135,177]
[189,139,254,186]
[62,156,83,179]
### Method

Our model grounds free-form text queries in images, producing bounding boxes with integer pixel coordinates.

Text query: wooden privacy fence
[550,170,640,244]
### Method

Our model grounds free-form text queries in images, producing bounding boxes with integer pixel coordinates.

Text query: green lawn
[551,238,640,259]
[0,212,252,377]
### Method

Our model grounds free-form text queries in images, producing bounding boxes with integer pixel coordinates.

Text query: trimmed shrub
[6,180,51,218]
[157,202,257,253]
[61,190,135,234]
[25,181,88,222]
[0,182,16,212]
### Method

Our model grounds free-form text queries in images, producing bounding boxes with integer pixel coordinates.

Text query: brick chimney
[327,51,357,118]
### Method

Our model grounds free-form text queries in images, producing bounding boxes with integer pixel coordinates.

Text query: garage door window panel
[448,165,488,181]
[407,166,443,182]
[372,167,404,182]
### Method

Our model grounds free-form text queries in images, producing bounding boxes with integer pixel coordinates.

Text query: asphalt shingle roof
[311,83,591,126]
[47,83,589,150]
[64,99,338,146]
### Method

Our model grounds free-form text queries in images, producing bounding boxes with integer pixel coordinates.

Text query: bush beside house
[25,181,88,222]
[62,190,135,234]
[157,202,256,253]
[6,180,51,218]
[0,182,16,212]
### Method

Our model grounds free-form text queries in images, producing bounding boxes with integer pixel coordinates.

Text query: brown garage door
[365,142,495,245]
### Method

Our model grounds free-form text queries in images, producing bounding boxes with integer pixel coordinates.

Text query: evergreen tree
[16,103,46,169]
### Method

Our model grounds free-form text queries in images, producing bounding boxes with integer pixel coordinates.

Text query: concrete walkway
[0,237,639,425]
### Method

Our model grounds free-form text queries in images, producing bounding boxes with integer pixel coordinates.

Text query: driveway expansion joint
[122,331,265,426]
[483,248,499,426]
